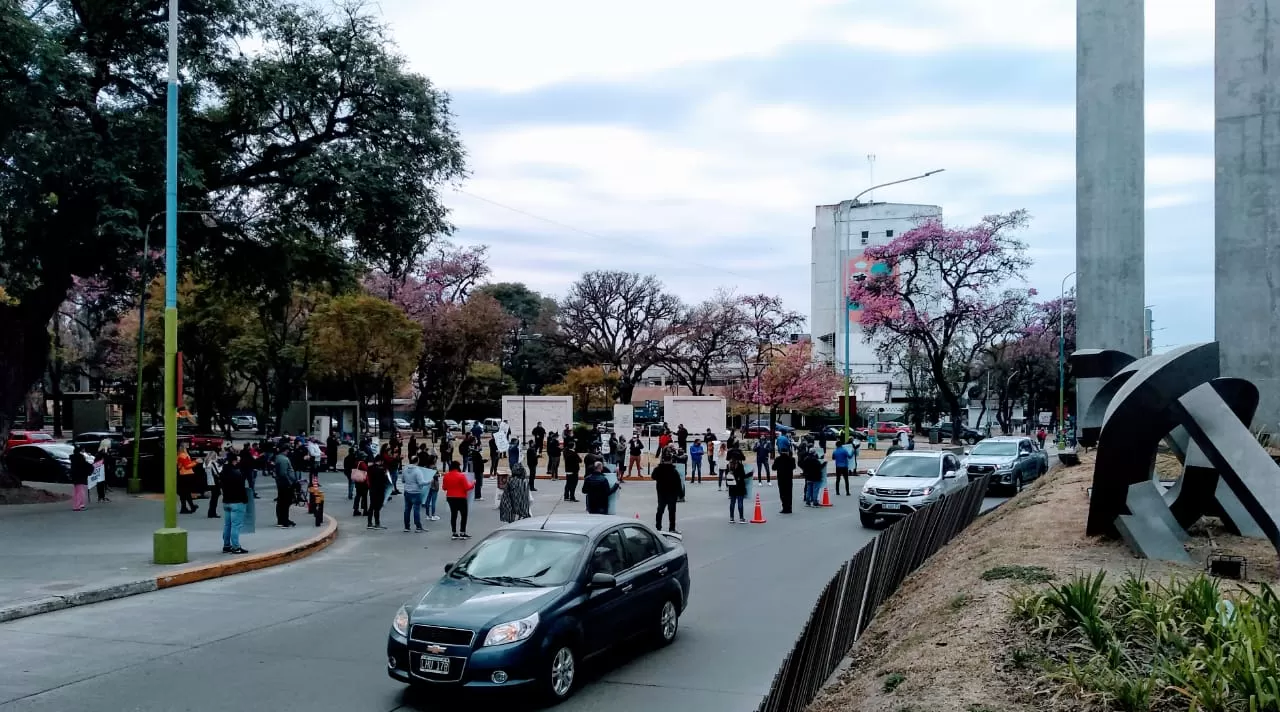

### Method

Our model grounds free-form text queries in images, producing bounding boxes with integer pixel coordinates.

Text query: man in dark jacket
[676,424,689,452]
[546,433,561,481]
[562,444,582,502]
[774,450,798,514]
[581,463,618,514]
[800,451,824,507]
[273,448,297,527]
[220,453,250,554]
[525,439,540,491]
[651,457,682,533]
[326,432,339,471]
[532,422,547,454]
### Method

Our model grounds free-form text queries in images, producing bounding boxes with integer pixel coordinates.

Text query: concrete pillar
[1076,0,1146,420]
[1216,0,1280,431]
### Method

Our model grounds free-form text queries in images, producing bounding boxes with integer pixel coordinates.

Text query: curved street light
[1057,271,1077,447]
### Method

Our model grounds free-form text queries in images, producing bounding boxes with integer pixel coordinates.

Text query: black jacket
[774,452,797,478]
[547,437,561,457]
[582,472,617,513]
[563,449,582,474]
[221,465,249,504]
[651,463,682,499]
[800,454,824,483]
[727,462,748,497]
[70,454,92,485]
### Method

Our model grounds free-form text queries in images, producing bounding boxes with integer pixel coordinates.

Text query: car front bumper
[858,494,937,518]
[387,632,540,689]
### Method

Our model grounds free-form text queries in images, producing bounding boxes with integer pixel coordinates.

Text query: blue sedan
[387,514,691,703]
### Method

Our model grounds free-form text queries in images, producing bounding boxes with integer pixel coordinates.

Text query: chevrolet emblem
[426,644,446,654]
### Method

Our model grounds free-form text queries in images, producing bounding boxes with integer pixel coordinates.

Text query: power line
[450,188,757,279]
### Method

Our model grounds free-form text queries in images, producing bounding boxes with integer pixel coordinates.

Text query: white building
[810,201,943,404]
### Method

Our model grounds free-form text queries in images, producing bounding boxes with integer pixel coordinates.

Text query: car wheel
[1014,474,1024,494]
[541,643,578,703]
[859,512,877,528]
[965,435,977,445]
[656,598,680,645]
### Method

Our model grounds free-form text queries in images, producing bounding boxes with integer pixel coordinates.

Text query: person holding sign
[70,446,92,511]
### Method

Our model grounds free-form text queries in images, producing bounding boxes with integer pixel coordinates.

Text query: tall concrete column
[1217,0,1280,431]
[1076,0,1146,421]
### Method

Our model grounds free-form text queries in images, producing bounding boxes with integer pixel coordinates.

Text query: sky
[377,0,1215,350]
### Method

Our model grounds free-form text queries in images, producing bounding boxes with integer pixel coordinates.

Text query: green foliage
[882,672,906,693]
[982,565,1055,584]
[457,362,515,405]
[1009,571,1280,712]
[308,294,421,399]
[949,593,972,611]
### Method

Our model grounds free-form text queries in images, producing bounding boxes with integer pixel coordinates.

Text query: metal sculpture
[1069,342,1279,561]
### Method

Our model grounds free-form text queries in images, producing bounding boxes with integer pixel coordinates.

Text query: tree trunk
[0,283,68,487]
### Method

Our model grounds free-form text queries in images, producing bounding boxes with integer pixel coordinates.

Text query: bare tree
[555,271,682,404]
[660,290,749,395]
[735,293,805,372]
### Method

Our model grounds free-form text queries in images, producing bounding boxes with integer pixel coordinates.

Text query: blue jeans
[222,503,246,549]
[386,469,399,503]
[729,496,745,520]
[347,474,355,499]
[691,458,702,481]
[804,481,821,504]
[425,489,438,517]
[756,458,771,481]
[403,491,423,530]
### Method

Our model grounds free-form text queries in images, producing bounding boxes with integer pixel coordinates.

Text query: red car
[6,430,55,451]
[856,421,911,437]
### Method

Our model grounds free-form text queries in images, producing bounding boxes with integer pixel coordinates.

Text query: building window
[860,230,870,245]
[885,229,894,238]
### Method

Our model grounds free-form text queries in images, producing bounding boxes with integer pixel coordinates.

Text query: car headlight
[909,486,935,497]
[861,483,873,494]
[391,606,410,638]
[484,612,540,647]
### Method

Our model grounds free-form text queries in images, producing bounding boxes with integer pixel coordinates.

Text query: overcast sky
[377,0,1214,350]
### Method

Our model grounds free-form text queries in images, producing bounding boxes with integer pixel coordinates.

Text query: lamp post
[1057,271,1076,448]
[153,0,186,565]
[837,169,946,438]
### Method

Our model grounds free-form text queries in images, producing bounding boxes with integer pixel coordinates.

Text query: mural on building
[844,257,893,323]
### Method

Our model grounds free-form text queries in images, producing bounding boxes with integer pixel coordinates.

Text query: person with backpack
[442,461,474,540]
[562,441,582,502]
[343,448,357,501]
[727,459,749,524]
[351,454,370,518]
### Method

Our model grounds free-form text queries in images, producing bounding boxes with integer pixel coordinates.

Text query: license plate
[882,502,902,511]
[419,655,450,675]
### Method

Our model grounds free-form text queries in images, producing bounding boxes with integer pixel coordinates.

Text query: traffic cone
[820,486,833,507]
[750,493,767,524]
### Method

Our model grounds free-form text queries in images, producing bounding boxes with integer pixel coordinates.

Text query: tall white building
[810,201,943,403]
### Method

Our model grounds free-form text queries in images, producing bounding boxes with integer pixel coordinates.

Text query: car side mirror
[866,468,876,476]
[963,448,971,456]
[589,573,617,589]
[944,470,958,479]
[443,562,455,574]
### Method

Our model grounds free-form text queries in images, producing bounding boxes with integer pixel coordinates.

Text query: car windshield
[450,530,587,587]
[873,456,940,478]
[970,441,1020,456]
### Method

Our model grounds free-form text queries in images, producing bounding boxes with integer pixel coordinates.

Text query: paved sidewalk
[0,482,331,619]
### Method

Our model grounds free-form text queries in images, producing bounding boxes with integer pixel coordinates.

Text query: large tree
[415,294,513,427]
[974,291,1077,434]
[556,271,682,404]
[0,0,465,485]
[661,291,748,395]
[543,366,620,419]
[475,282,572,393]
[731,342,842,429]
[848,211,1033,443]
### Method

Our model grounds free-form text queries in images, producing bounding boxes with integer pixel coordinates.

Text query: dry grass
[0,486,69,505]
[806,451,1280,712]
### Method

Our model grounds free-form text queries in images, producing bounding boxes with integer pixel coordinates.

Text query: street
[0,471,1008,711]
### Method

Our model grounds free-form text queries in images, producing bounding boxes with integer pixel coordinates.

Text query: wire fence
[755,475,992,712]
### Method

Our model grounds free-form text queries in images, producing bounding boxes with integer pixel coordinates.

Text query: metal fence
[755,476,991,712]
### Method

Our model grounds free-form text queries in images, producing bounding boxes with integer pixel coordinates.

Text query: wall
[662,396,728,440]
[501,396,573,443]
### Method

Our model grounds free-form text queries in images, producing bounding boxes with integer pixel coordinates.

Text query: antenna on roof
[539,478,563,530]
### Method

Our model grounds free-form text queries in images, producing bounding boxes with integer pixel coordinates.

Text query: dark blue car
[387,514,691,703]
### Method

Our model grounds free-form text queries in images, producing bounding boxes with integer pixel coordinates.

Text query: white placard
[613,404,635,437]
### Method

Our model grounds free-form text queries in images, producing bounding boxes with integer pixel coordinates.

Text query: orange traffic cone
[750,493,767,524]
[820,486,833,507]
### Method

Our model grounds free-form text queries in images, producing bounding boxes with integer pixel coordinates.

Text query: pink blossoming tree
[976,292,1076,434]
[731,341,842,430]
[848,211,1034,443]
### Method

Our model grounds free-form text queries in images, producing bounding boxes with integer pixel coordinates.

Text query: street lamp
[1057,271,1076,447]
[515,333,542,448]
[129,210,218,496]
[837,168,946,438]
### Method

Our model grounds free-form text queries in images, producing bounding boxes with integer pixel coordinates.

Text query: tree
[415,294,513,427]
[737,294,805,369]
[475,282,573,394]
[974,291,1077,434]
[544,366,620,418]
[0,0,465,485]
[661,291,748,395]
[731,342,842,429]
[848,211,1034,443]
[456,362,516,406]
[556,271,682,404]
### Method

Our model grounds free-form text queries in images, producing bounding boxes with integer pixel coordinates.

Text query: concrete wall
[1075,0,1146,419]
[1216,0,1280,430]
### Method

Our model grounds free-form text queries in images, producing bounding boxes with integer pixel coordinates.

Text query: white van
[483,418,503,432]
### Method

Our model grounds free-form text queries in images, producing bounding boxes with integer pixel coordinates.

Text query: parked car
[818,425,864,441]
[5,430,54,451]
[931,422,985,445]
[747,420,794,434]
[483,418,502,432]
[230,415,258,431]
[445,420,462,433]
[961,436,1048,494]
[856,421,911,438]
[423,418,438,432]
[858,450,967,527]
[4,442,75,483]
[71,431,126,456]
[393,418,414,432]
[386,514,690,703]
[140,425,223,454]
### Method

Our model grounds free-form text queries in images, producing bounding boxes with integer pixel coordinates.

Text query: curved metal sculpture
[1069,342,1279,562]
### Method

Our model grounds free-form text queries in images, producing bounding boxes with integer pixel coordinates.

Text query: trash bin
[929,427,941,445]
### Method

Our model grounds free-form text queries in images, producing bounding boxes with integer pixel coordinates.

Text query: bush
[982,564,1055,584]
[1009,571,1280,711]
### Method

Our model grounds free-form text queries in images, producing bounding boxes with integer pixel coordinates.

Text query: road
[0,471,1008,712]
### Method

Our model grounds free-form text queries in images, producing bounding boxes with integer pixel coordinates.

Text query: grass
[949,592,972,611]
[1008,570,1280,711]
[981,564,1055,584]
[882,672,906,693]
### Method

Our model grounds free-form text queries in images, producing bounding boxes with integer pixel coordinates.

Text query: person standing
[271,445,297,526]
[562,443,581,502]
[488,434,500,478]
[400,453,428,533]
[801,449,824,507]
[204,451,222,518]
[607,433,620,468]
[423,454,441,521]
[342,447,357,501]
[688,439,704,484]
[220,453,250,554]
[582,463,618,515]
[351,453,369,518]
[727,459,748,524]
[470,447,485,502]
[70,445,91,511]
[676,424,689,452]
[705,430,718,483]
[775,449,797,513]
[754,437,773,484]
[651,455,682,533]
[499,462,532,523]
[326,431,339,472]
[532,421,547,454]
[177,445,199,514]
[546,433,561,481]
[816,427,828,454]
[442,461,473,540]
[365,456,388,530]
[627,435,643,477]
[525,440,540,489]
[95,437,113,502]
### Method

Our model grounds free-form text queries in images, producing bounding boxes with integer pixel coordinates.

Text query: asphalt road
[0,472,1008,712]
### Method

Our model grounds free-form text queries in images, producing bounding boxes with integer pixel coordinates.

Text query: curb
[0,515,337,624]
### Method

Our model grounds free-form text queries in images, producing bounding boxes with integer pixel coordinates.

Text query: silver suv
[961,436,1048,494]
[858,450,965,528]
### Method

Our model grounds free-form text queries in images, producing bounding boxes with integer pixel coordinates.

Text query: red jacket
[441,469,473,499]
